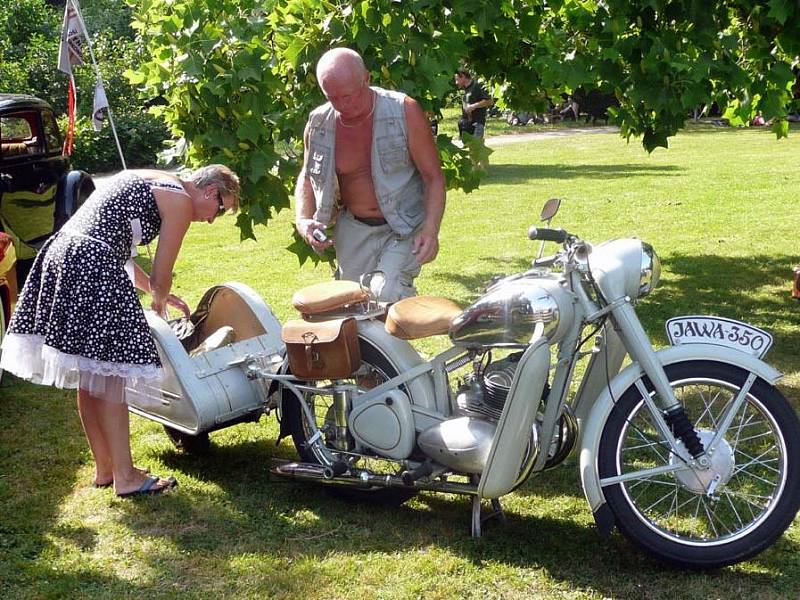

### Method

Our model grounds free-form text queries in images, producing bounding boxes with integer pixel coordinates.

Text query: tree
[129,0,799,249]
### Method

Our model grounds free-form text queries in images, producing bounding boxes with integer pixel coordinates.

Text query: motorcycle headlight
[639,242,661,296]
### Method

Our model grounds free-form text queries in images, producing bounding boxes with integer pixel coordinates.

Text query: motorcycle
[127,199,800,569]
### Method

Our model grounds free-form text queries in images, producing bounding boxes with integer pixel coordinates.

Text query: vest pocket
[307,141,331,185]
[376,135,410,174]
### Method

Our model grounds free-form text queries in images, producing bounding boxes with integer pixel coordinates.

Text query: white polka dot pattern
[4,173,164,382]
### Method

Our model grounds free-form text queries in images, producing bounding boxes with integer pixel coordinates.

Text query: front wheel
[598,360,800,568]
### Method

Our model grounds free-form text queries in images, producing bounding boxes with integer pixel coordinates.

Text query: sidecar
[126,282,284,444]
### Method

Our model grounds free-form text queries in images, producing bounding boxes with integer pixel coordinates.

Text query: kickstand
[470,486,506,538]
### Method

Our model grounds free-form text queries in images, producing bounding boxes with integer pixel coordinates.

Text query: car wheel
[0,299,5,384]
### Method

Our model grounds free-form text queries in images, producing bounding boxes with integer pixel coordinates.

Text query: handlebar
[528,227,568,243]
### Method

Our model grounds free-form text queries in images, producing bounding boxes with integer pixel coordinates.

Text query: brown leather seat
[385,296,462,340]
[1,142,28,157]
[292,280,369,316]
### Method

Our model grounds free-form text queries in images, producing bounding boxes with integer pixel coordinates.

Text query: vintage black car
[0,93,94,283]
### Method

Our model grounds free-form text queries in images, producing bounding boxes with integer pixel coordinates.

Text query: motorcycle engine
[455,352,576,468]
[456,352,529,421]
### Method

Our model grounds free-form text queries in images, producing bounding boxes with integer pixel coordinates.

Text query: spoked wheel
[598,360,800,568]
[282,338,416,506]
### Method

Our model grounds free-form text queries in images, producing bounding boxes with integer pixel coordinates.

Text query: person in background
[295,47,446,302]
[0,165,240,497]
[454,68,494,141]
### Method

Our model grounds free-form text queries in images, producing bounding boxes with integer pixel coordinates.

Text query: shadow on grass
[484,163,681,185]
[679,122,800,136]
[3,378,798,597]
[5,248,800,596]
[126,437,798,597]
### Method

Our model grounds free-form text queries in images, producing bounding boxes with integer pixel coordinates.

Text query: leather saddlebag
[281,317,361,380]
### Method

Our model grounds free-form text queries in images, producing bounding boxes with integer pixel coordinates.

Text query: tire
[0,299,5,385]
[163,426,211,454]
[282,337,417,506]
[598,360,800,568]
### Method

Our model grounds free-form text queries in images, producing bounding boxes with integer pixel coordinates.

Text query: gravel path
[485,125,619,146]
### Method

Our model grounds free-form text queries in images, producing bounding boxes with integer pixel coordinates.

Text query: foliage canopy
[129,0,799,243]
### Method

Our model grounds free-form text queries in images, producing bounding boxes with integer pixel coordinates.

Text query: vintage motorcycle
[127,199,800,569]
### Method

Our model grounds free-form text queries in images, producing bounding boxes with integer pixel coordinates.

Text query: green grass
[3,126,800,599]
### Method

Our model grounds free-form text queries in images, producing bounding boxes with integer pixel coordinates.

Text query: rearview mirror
[540,198,561,222]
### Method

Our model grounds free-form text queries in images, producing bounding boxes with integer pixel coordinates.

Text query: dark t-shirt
[462,79,492,125]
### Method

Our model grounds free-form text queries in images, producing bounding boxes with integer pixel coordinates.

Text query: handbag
[281,317,361,380]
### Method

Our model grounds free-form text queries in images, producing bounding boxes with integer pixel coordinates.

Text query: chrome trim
[450,278,566,347]
[639,242,661,297]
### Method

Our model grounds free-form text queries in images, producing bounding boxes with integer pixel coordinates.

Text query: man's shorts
[333,210,420,302]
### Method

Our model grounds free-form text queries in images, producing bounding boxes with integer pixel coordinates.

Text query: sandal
[116,475,177,498]
[93,467,150,489]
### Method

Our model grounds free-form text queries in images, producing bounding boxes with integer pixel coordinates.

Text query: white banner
[93,80,109,131]
[58,0,87,76]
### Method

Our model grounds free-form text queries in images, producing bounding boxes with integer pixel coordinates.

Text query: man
[454,68,493,140]
[295,48,446,302]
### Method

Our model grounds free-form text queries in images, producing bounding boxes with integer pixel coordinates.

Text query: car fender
[58,170,94,222]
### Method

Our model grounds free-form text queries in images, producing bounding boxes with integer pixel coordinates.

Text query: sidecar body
[126,282,284,435]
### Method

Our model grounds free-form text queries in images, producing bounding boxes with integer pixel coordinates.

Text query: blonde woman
[1,165,240,497]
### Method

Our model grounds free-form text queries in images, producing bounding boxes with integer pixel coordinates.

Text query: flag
[58,0,87,155]
[92,80,109,131]
[58,0,86,75]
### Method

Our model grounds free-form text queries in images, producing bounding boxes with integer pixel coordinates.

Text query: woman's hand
[152,292,190,319]
[166,293,191,318]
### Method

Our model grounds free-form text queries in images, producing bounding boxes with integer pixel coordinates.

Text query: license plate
[665,316,773,358]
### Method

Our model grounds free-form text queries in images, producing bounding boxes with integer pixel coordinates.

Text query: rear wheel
[598,361,800,568]
[282,338,416,506]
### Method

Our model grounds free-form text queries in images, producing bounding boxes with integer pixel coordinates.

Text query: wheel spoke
[732,447,780,476]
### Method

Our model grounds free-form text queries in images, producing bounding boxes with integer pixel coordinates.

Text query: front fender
[578,343,782,534]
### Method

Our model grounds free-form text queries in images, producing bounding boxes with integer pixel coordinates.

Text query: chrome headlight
[639,242,661,296]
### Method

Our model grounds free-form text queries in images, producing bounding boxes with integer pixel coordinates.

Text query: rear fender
[356,320,437,415]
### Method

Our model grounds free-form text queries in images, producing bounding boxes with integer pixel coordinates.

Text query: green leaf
[236,116,265,144]
[770,118,789,139]
[767,0,791,25]
[287,227,336,268]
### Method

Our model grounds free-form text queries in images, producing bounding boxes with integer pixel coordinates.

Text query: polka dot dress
[0,172,164,393]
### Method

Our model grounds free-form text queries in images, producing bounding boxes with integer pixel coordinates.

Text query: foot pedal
[401,461,433,486]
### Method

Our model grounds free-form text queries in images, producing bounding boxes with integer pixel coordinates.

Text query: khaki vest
[303,87,425,236]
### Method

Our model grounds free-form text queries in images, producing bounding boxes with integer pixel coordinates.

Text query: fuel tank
[449,271,575,348]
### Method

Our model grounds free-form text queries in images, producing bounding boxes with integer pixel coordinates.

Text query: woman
[0,165,240,497]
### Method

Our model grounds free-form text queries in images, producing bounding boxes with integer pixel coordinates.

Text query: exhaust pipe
[271,459,478,496]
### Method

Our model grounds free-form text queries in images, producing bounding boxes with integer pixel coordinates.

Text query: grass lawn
[2,126,800,599]
[436,106,607,139]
